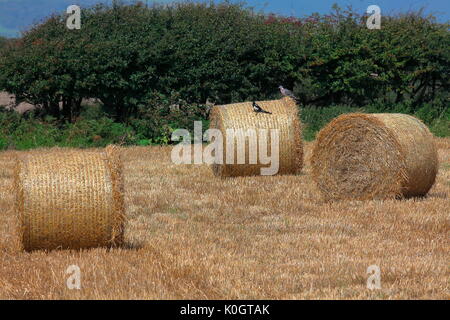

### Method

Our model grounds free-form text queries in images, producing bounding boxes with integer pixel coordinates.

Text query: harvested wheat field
[0,139,449,299]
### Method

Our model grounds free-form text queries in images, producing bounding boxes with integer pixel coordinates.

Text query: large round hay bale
[14,146,125,251]
[311,113,438,201]
[209,97,303,177]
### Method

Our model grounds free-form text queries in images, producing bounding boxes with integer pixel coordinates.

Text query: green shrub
[0,108,57,149]
[0,108,138,150]
[415,103,445,125]
[430,119,450,137]
[130,92,208,144]
[0,135,8,150]
[0,3,448,148]
[1,3,447,124]
[137,139,152,146]
[60,118,137,148]
[79,103,107,120]
[301,105,363,141]
[12,122,59,150]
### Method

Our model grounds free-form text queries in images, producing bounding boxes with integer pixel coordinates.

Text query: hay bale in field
[14,146,125,251]
[209,97,303,177]
[311,113,439,201]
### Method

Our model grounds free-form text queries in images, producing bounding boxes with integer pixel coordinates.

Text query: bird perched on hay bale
[209,97,303,177]
[252,101,272,114]
[279,85,300,104]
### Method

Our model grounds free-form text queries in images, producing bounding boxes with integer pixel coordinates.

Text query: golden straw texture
[14,146,125,251]
[209,97,303,177]
[311,113,439,201]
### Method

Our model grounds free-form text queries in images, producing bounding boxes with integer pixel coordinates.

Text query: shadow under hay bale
[311,113,439,201]
[209,97,303,177]
[13,146,125,251]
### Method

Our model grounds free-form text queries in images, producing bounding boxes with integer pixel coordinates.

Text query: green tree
[0,2,448,124]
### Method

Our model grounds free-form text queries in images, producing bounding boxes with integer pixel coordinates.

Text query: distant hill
[0,0,135,37]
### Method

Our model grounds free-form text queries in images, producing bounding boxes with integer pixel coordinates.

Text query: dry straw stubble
[311,113,439,201]
[14,146,125,251]
[209,97,303,177]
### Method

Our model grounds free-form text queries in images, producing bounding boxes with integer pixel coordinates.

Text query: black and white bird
[252,101,272,114]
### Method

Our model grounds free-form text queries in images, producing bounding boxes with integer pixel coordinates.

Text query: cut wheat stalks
[311,113,439,201]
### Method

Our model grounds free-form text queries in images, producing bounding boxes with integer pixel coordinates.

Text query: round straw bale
[14,146,125,251]
[209,97,303,177]
[311,113,438,201]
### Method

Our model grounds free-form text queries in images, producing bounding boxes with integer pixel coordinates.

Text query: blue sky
[246,0,449,22]
[0,0,448,38]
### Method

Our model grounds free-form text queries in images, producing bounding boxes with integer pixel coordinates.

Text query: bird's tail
[285,95,300,105]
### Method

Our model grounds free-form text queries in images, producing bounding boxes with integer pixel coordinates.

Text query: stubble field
[0,139,448,299]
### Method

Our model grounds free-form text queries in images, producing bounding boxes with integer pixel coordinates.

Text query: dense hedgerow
[0,101,447,150]
[0,2,448,148]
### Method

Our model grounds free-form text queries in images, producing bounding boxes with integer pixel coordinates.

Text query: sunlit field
[0,139,448,299]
